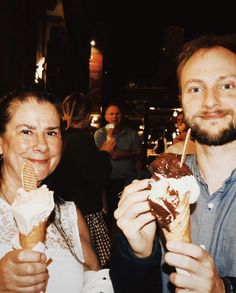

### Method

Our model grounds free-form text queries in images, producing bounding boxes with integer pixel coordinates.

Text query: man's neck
[195,141,236,194]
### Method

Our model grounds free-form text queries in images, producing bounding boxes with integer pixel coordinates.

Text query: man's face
[105,105,123,127]
[180,47,236,146]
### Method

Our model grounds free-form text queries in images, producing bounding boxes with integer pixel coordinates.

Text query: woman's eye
[47,130,59,136]
[21,129,32,135]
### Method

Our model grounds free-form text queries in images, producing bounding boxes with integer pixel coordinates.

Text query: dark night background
[0,0,236,110]
[0,0,236,152]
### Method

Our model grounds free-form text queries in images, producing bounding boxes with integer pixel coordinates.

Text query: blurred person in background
[94,102,143,237]
[166,112,195,155]
[48,93,115,267]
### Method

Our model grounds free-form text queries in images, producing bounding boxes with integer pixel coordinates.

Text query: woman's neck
[0,174,21,204]
[0,185,16,204]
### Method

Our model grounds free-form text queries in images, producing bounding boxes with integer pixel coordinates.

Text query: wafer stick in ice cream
[180,128,191,167]
[21,162,38,191]
[20,162,45,249]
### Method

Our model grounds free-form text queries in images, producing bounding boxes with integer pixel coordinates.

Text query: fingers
[0,250,49,293]
[117,179,151,206]
[11,281,48,293]
[166,241,213,273]
[16,249,47,263]
[114,179,154,227]
[15,261,48,277]
[113,179,157,257]
[115,189,151,218]
[13,270,49,286]
[165,241,221,292]
[116,202,155,234]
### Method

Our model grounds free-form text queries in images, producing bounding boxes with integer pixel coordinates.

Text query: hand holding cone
[11,162,54,292]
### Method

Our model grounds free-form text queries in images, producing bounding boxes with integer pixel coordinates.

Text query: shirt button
[208,202,214,210]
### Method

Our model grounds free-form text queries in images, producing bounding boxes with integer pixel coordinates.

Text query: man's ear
[178,94,182,103]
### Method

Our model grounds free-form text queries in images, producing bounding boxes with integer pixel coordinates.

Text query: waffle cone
[107,128,113,136]
[106,128,113,141]
[162,192,191,243]
[19,221,47,249]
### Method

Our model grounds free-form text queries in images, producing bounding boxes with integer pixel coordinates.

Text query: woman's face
[0,99,62,186]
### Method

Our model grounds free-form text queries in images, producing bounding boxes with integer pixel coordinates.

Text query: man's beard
[185,119,236,146]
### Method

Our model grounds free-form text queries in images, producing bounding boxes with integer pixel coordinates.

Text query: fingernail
[166,240,176,250]
[40,253,47,262]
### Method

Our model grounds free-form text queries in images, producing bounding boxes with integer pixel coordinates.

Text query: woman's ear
[0,137,3,156]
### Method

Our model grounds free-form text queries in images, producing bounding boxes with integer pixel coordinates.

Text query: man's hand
[165,241,225,292]
[114,179,157,258]
[100,138,116,153]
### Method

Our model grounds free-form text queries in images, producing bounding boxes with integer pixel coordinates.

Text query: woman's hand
[165,241,225,292]
[0,249,48,292]
[114,179,157,258]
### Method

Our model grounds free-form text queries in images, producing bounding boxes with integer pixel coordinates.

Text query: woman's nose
[33,134,48,152]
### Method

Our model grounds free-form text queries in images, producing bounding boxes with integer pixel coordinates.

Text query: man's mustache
[195,109,232,119]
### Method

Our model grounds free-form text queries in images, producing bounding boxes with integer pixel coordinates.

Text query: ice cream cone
[161,193,192,276]
[148,153,200,276]
[105,124,114,141]
[19,221,47,249]
[107,128,113,139]
[162,192,191,243]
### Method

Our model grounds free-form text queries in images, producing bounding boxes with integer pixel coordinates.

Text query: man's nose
[202,88,221,109]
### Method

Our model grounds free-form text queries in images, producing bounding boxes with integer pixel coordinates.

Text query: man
[109,35,236,292]
[94,102,143,236]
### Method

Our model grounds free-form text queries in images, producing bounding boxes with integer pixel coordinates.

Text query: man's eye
[191,87,201,93]
[222,83,233,90]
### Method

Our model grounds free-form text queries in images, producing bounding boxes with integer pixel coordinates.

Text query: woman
[48,93,115,267]
[0,87,113,292]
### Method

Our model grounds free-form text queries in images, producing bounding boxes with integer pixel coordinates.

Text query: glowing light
[90,40,96,46]
[173,110,178,117]
[35,57,45,83]
[90,113,101,128]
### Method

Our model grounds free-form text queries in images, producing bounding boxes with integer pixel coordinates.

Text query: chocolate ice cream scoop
[149,153,192,179]
[148,152,200,235]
